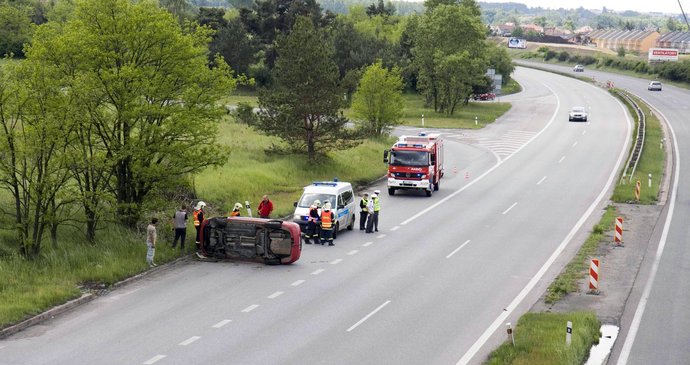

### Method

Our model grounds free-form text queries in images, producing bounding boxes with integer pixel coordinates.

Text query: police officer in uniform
[372,190,381,232]
[359,193,369,230]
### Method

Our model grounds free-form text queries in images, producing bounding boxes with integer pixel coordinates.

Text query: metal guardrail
[619,91,646,184]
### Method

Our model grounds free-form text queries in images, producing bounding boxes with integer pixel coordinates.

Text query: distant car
[199,216,302,265]
[573,64,584,72]
[473,93,496,101]
[648,81,662,91]
[568,106,588,122]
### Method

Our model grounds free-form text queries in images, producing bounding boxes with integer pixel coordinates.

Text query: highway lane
[0,67,630,365]
[515,60,690,364]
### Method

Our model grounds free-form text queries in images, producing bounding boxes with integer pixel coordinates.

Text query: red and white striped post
[614,217,624,247]
[635,180,641,201]
[588,258,600,295]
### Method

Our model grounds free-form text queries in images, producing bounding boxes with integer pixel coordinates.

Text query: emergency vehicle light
[312,181,338,187]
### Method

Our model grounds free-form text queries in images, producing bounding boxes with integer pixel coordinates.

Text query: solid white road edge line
[179,336,200,346]
[212,319,232,328]
[446,240,471,259]
[616,106,678,365]
[143,355,166,365]
[502,202,517,215]
[455,79,631,365]
[268,291,284,299]
[346,300,391,332]
[537,176,547,185]
[399,81,561,227]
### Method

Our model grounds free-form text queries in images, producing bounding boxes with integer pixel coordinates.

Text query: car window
[571,107,585,113]
[298,193,336,208]
[341,189,353,205]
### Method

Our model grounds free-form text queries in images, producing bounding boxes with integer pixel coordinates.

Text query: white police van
[293,180,356,238]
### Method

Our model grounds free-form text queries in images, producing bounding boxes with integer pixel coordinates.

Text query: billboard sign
[648,48,679,62]
[507,37,526,49]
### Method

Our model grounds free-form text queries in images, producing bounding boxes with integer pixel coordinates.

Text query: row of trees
[0,0,235,256]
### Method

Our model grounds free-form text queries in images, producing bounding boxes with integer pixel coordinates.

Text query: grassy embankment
[488,88,665,363]
[0,92,511,329]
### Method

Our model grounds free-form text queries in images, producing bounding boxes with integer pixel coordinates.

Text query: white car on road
[568,106,588,122]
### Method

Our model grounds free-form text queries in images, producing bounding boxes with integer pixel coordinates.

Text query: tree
[255,17,359,160]
[0,3,33,57]
[351,61,404,136]
[436,51,484,114]
[26,0,235,229]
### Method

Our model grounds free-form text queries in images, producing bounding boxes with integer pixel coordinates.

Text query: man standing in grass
[171,206,187,250]
[258,195,273,218]
[146,218,158,268]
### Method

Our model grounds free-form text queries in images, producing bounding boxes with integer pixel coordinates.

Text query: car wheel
[347,215,354,230]
[434,180,439,191]
[333,222,339,239]
[388,187,395,196]
[426,188,432,197]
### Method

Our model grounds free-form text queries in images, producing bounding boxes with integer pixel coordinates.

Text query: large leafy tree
[351,61,404,136]
[0,2,33,57]
[26,0,235,228]
[255,16,359,160]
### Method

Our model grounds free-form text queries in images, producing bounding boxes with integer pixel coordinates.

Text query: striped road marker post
[588,258,600,295]
[635,180,641,201]
[614,217,624,247]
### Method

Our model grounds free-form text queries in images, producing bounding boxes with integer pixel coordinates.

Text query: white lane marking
[400,81,561,227]
[572,141,578,147]
[362,241,374,247]
[241,304,259,313]
[291,280,305,287]
[390,226,400,231]
[330,259,342,265]
[446,240,471,259]
[311,269,325,275]
[558,155,566,163]
[617,106,678,365]
[537,176,547,185]
[268,291,284,299]
[179,336,200,346]
[346,300,392,332]
[212,319,232,328]
[377,234,386,239]
[582,130,587,135]
[502,202,517,215]
[457,81,631,365]
[143,355,166,364]
[347,250,359,256]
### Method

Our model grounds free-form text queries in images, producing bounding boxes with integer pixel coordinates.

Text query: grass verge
[487,311,601,365]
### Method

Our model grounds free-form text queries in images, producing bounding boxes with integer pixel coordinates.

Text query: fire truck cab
[384,133,444,197]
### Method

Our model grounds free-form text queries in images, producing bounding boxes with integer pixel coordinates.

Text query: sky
[479,0,685,15]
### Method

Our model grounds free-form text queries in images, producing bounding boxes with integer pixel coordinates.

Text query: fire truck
[383,133,444,197]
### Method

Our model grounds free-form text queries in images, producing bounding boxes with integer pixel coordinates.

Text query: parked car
[199,216,302,265]
[568,106,588,122]
[573,64,584,72]
[648,81,662,91]
[473,93,496,101]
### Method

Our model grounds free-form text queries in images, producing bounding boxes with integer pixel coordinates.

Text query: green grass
[610,91,664,204]
[544,205,617,304]
[487,311,601,365]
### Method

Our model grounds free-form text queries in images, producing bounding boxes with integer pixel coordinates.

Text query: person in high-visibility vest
[229,202,242,217]
[372,190,381,232]
[359,193,369,231]
[320,202,335,246]
[193,201,206,250]
[305,200,321,244]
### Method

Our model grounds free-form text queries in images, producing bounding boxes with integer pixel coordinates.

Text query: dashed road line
[558,156,566,163]
[347,250,359,256]
[291,280,305,287]
[502,202,517,215]
[311,269,325,275]
[390,226,400,231]
[268,291,284,299]
[241,304,259,313]
[212,319,232,328]
[330,259,342,265]
[346,300,391,332]
[376,234,386,239]
[572,141,578,147]
[446,240,471,259]
[179,336,200,346]
[362,241,374,247]
[537,176,547,185]
[143,355,166,364]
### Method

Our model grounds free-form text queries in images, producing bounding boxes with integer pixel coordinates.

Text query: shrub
[558,51,569,61]
[544,50,557,61]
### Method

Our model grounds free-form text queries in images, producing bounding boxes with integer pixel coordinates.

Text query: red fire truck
[383,133,444,197]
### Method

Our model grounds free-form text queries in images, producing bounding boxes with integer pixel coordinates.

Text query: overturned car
[199,217,302,265]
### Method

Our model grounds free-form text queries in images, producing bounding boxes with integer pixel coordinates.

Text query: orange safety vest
[321,211,333,229]
[193,209,202,227]
[230,211,240,217]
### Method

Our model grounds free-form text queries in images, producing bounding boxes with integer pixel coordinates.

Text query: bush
[558,51,569,62]
[581,55,597,65]
[544,50,557,61]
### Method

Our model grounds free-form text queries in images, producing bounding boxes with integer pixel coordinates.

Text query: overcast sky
[479,0,685,15]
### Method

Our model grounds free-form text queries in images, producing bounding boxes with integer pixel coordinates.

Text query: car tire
[426,188,432,197]
[333,222,339,239]
[347,215,354,230]
[388,187,395,196]
[434,180,439,191]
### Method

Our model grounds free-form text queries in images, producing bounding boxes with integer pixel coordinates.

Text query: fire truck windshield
[390,150,429,167]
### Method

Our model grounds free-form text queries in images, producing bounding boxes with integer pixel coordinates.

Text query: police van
[293,180,356,238]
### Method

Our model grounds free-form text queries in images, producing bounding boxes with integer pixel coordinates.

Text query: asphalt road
[515,60,690,364]
[0,67,630,365]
